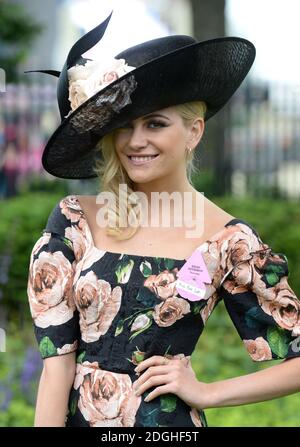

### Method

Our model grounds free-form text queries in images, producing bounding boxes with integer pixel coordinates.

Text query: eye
[148,120,168,128]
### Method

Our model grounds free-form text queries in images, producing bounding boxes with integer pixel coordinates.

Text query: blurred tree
[190,0,231,196]
[0,0,43,82]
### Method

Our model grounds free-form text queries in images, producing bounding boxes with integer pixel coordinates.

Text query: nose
[127,124,148,150]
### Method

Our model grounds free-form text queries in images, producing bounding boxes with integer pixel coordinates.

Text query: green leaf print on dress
[160,394,177,412]
[136,286,160,308]
[191,300,207,315]
[140,260,152,277]
[267,326,291,357]
[163,258,176,271]
[264,258,287,286]
[39,336,57,358]
[70,396,78,416]
[126,347,146,365]
[115,256,134,283]
[114,308,154,337]
[77,351,86,363]
[129,311,153,341]
[140,258,176,278]
[245,307,267,330]
[61,236,73,251]
[138,400,160,427]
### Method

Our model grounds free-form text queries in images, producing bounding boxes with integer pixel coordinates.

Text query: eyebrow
[120,113,171,128]
[141,113,170,120]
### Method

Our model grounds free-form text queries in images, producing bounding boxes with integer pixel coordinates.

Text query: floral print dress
[27,195,300,427]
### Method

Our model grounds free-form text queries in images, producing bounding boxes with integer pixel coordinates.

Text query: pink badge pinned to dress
[175,249,212,301]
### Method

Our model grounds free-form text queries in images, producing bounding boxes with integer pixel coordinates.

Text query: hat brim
[42,37,255,179]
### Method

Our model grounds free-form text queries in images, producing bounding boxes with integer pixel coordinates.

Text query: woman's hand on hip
[132,354,211,410]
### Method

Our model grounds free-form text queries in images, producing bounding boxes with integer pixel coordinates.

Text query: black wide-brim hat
[26,11,256,180]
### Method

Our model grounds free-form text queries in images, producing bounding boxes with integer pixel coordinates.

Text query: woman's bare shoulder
[75,195,106,227]
[203,196,235,226]
[76,195,102,209]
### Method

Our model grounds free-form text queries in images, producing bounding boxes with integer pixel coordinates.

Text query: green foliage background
[0,190,300,426]
[0,1,43,82]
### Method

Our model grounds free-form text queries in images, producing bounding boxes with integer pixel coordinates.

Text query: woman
[27,12,300,427]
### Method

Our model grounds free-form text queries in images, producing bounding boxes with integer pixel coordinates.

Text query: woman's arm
[202,357,300,409]
[132,355,300,411]
[34,352,76,427]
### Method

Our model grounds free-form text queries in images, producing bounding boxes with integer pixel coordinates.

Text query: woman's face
[113,105,204,185]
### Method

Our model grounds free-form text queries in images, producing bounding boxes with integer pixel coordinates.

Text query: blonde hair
[93,100,207,241]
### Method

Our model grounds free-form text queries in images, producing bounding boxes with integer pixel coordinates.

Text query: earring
[186,146,192,154]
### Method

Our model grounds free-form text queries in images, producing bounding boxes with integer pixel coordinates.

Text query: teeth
[130,156,157,161]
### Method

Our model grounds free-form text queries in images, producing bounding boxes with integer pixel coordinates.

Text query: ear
[188,118,205,148]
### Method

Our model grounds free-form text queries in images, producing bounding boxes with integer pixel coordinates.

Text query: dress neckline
[73,194,243,262]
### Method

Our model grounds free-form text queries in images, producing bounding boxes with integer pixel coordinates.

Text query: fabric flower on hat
[67,58,136,114]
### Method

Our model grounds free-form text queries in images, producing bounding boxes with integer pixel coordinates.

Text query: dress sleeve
[219,221,300,362]
[27,197,80,359]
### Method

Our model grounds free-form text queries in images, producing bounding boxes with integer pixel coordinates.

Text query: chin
[129,174,160,184]
[128,175,150,183]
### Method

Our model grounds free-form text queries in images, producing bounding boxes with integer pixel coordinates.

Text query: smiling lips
[127,154,159,165]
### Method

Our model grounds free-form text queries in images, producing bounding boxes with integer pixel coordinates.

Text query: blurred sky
[65,0,300,85]
[67,0,171,60]
[226,0,300,84]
